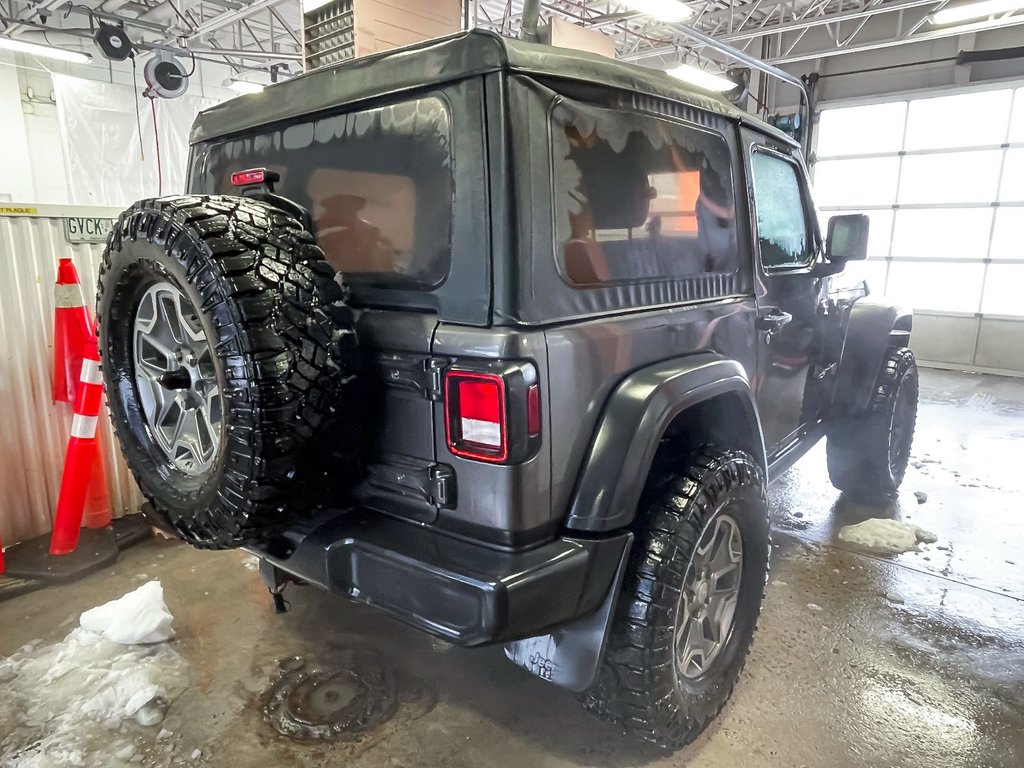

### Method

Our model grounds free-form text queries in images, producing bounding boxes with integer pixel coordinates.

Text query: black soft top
[191,29,794,146]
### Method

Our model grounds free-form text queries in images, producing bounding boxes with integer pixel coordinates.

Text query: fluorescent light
[621,0,694,23]
[303,0,333,12]
[666,63,736,93]
[932,0,1024,25]
[229,80,264,94]
[0,36,92,64]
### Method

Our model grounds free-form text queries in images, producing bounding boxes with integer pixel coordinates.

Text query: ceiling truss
[0,0,1022,78]
[475,0,1024,69]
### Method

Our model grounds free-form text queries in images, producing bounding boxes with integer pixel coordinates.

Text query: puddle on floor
[261,650,435,742]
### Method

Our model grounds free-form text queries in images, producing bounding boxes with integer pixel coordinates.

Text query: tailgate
[350,310,449,524]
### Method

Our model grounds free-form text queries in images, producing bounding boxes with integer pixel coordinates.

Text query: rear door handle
[756,308,793,333]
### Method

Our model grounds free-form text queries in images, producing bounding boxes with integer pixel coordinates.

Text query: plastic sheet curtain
[54,74,217,208]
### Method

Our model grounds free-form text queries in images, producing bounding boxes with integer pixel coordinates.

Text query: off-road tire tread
[827,346,918,501]
[584,450,768,750]
[98,195,358,549]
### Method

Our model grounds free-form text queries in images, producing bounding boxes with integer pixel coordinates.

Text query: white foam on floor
[0,581,188,768]
[838,518,938,555]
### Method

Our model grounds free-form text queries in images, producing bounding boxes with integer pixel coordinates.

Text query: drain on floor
[262,650,433,741]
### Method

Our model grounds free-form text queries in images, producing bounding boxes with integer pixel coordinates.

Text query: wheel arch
[564,353,766,533]
[833,300,913,417]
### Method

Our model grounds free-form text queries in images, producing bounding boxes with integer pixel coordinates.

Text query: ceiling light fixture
[621,0,694,23]
[666,63,736,93]
[932,0,1024,25]
[0,36,92,64]
[228,79,265,94]
[302,0,333,12]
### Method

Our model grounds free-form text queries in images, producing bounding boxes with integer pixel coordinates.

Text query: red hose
[150,97,163,196]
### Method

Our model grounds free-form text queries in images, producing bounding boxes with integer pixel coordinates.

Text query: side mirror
[826,214,869,264]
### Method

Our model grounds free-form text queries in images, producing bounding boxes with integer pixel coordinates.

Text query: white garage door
[813,85,1024,374]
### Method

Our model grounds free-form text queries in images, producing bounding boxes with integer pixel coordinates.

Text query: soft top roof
[191,28,794,147]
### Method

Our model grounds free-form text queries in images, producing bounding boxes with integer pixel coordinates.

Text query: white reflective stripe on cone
[80,359,103,386]
[54,283,85,308]
[70,414,98,439]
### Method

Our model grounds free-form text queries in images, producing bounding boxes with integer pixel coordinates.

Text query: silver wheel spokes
[675,514,743,680]
[133,282,222,476]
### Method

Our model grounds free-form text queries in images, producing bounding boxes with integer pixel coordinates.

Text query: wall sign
[0,206,39,215]
[63,217,115,244]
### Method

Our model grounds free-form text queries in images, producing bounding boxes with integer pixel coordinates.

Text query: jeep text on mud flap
[98,30,917,749]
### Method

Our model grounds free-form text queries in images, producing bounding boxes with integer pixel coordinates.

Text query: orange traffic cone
[53,261,111,530]
[50,333,106,555]
[85,446,112,529]
[53,258,93,405]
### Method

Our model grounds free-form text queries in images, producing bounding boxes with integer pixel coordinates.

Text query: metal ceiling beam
[187,44,300,59]
[3,0,74,37]
[183,0,285,40]
[716,0,943,42]
[668,20,809,101]
[768,13,1024,64]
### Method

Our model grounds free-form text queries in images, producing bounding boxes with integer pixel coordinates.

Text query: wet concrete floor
[2,369,1023,767]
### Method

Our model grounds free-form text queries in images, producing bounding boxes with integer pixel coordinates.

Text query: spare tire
[98,195,358,549]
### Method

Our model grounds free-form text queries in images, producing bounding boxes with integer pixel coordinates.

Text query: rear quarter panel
[544,300,757,524]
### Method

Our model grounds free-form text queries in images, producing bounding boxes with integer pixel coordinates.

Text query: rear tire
[98,195,358,549]
[827,347,918,503]
[583,449,769,750]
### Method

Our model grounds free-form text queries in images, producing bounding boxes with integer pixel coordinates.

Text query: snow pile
[0,581,188,768]
[838,518,938,555]
[80,580,175,644]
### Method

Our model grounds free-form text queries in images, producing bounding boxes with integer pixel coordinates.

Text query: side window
[750,151,812,269]
[551,103,738,287]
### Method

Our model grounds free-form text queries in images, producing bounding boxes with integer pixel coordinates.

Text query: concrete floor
[2,368,1023,767]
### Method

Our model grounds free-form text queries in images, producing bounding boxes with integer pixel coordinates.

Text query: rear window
[189,96,453,291]
[551,102,738,287]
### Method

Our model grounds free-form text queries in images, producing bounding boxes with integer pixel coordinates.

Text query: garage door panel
[890,208,993,260]
[975,318,1024,371]
[1009,88,1024,143]
[815,101,906,156]
[910,313,979,365]
[898,150,1003,205]
[814,157,899,206]
[991,208,1024,260]
[887,261,983,313]
[904,89,1013,150]
[981,264,1024,317]
[999,149,1024,203]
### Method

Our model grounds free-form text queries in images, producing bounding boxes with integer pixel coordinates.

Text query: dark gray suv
[98,29,918,749]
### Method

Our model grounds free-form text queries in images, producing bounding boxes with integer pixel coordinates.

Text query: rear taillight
[446,372,507,461]
[444,364,540,464]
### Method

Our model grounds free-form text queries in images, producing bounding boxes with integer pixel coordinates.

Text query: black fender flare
[564,353,766,532]
[833,300,913,417]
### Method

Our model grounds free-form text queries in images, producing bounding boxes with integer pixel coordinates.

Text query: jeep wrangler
[98,29,918,749]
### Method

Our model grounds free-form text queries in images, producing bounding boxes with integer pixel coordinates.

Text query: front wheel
[583,450,770,750]
[827,346,919,502]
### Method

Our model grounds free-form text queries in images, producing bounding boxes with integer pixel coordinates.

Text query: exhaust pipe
[521,0,540,42]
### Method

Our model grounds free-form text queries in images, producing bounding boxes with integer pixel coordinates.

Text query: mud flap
[504,532,632,692]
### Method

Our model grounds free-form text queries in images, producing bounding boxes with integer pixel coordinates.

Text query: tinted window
[551,103,738,287]
[751,152,811,268]
[189,97,452,291]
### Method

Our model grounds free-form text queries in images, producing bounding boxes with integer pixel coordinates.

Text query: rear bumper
[248,508,630,646]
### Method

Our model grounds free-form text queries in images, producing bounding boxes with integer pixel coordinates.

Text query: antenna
[521,0,540,42]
